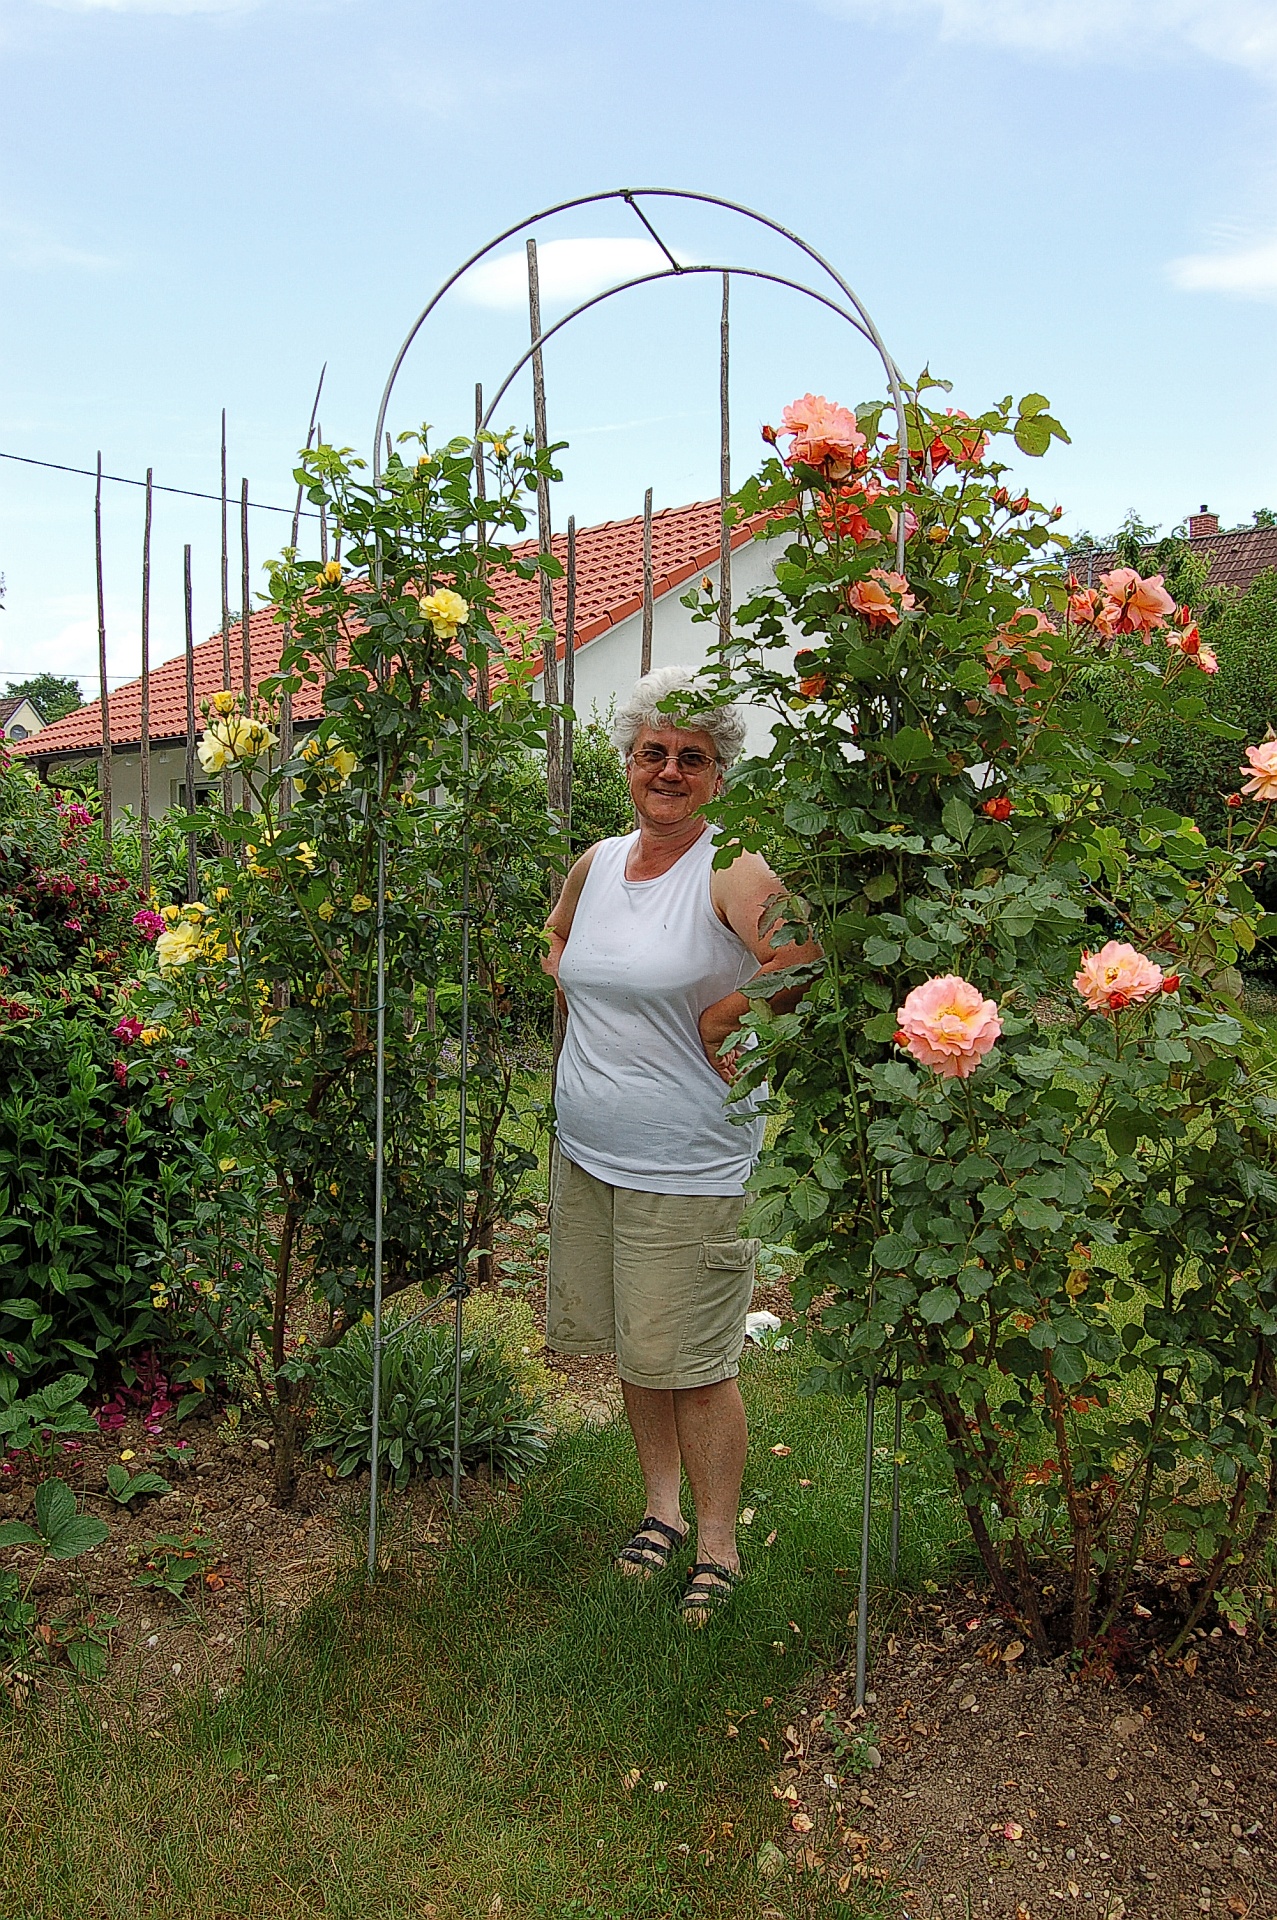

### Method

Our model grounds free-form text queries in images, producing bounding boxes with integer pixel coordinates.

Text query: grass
[0,1353,967,1920]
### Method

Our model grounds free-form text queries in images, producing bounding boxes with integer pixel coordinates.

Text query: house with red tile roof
[1072,506,1277,597]
[15,500,790,815]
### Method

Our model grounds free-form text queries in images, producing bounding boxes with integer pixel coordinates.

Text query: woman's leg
[621,1381,687,1540]
[672,1378,747,1574]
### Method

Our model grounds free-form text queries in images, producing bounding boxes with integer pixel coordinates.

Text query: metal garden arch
[364,188,914,1705]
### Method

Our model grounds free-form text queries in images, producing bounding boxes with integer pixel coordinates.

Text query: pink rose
[777,394,867,481]
[1073,941,1164,1014]
[894,974,1003,1079]
[847,567,915,629]
[1241,741,1277,802]
[1096,568,1176,637]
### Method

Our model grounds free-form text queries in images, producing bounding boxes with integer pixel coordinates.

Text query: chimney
[1189,504,1219,538]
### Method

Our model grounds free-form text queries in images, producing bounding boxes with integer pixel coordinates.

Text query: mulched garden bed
[772,1583,1277,1918]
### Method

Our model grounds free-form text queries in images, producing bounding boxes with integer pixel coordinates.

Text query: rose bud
[1174,603,1194,627]
[761,424,778,445]
[1181,626,1201,655]
[982,796,1013,821]
[701,575,713,593]
[1227,793,1244,808]
[1049,505,1063,521]
[992,487,1009,507]
[1161,974,1181,994]
[892,1029,908,1046]
[1013,493,1030,514]
[798,674,827,700]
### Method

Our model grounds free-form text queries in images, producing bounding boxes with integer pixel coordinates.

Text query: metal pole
[240,478,252,708]
[95,453,112,846]
[451,717,473,1513]
[473,383,489,712]
[856,1377,877,1708]
[366,751,388,1576]
[183,546,198,903]
[139,469,152,889]
[718,273,732,649]
[890,1353,903,1578]
[641,487,653,677]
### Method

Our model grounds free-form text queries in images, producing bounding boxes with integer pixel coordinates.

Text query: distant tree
[1253,508,1277,529]
[4,674,83,726]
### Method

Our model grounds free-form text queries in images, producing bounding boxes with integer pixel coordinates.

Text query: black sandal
[616,1516,688,1577]
[679,1561,742,1623]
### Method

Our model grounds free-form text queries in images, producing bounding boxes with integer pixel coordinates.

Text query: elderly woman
[542,666,820,1621]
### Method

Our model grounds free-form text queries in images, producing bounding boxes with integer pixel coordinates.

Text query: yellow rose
[160,904,182,926]
[219,1157,237,1172]
[156,922,203,970]
[210,689,237,717]
[350,894,373,914]
[298,738,357,794]
[419,588,469,640]
[317,900,335,922]
[139,1024,169,1044]
[320,560,343,586]
[292,842,318,872]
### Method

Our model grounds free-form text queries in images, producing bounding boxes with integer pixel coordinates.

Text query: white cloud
[1168,236,1277,297]
[458,238,694,313]
[0,216,113,271]
[810,0,1277,74]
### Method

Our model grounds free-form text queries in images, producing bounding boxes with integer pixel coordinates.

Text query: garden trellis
[363,185,915,1701]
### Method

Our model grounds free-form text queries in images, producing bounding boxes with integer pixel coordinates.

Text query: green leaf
[0,1520,42,1550]
[783,798,829,836]
[47,1516,109,1561]
[918,1286,959,1325]
[1013,1196,1063,1232]
[941,797,974,845]
[34,1477,75,1539]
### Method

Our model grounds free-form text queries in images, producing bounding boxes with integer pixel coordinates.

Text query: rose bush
[125,427,566,1500]
[698,375,1277,1652]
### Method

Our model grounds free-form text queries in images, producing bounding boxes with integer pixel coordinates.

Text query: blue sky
[1,0,1275,697]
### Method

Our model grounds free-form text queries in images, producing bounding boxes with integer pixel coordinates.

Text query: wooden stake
[526,238,562,828]
[140,468,152,890]
[473,382,489,712]
[184,545,198,902]
[317,421,329,565]
[240,477,252,708]
[641,486,653,677]
[719,272,732,649]
[281,366,326,812]
[219,411,232,817]
[564,514,576,855]
[95,452,113,846]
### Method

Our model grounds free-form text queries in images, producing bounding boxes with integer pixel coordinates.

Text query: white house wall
[533,533,798,756]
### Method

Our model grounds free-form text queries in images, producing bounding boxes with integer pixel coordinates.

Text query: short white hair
[609,665,748,766]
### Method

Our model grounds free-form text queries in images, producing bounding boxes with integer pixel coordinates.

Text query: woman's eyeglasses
[630,745,718,774]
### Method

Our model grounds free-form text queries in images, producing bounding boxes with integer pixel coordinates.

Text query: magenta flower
[132,909,165,941]
[113,1058,128,1086]
[113,1015,144,1043]
[65,917,83,932]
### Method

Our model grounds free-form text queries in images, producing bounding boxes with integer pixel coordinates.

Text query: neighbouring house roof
[1072,525,1277,599]
[17,499,760,763]
[0,694,44,732]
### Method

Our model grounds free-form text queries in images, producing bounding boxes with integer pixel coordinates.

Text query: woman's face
[626,723,723,829]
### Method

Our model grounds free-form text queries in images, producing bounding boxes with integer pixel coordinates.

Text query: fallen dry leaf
[764,1529,777,1547]
[770,1444,792,1456]
[791,1811,814,1833]
[1003,1638,1025,1664]
[1004,1821,1024,1841]
[740,1508,756,1526]
[1183,1649,1199,1676]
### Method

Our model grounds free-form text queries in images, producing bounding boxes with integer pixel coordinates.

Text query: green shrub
[308,1315,549,1489]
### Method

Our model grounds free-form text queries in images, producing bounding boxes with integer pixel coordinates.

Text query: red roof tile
[19,500,759,761]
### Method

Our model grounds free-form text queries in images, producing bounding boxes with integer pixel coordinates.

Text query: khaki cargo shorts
[546,1151,759,1391]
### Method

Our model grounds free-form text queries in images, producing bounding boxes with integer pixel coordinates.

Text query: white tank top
[555,826,765,1195]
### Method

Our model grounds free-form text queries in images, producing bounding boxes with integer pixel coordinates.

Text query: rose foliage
[702,375,1277,1652]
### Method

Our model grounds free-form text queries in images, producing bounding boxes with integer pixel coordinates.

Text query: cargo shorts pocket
[682,1236,758,1362]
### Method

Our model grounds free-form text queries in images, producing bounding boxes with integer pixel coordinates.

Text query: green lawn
[1,1354,967,1920]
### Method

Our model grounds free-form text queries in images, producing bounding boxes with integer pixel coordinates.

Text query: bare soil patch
[773,1586,1277,1919]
